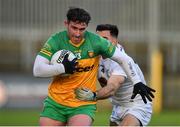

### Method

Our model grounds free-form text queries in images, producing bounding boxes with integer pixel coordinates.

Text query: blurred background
[0,0,180,125]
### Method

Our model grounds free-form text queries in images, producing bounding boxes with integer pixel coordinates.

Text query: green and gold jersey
[39,30,115,107]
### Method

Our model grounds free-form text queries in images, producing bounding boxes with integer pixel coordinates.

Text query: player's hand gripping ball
[50,49,78,75]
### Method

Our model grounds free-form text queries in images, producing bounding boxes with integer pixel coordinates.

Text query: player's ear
[64,20,69,27]
[111,37,117,45]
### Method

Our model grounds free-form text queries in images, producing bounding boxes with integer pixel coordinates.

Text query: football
[50,49,76,65]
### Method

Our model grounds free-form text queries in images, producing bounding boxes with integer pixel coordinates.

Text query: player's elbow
[33,55,49,77]
[33,62,46,77]
[33,64,41,77]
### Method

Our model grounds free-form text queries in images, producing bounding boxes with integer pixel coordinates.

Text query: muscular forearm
[74,75,125,101]
[33,55,65,77]
[96,83,116,100]
[97,75,124,100]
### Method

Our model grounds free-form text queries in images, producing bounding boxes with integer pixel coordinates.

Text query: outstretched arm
[96,75,125,100]
[111,48,156,103]
[75,75,125,101]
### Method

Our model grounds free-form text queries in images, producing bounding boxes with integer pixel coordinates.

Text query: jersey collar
[69,38,85,47]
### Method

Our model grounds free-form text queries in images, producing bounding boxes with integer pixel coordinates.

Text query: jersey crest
[88,50,94,58]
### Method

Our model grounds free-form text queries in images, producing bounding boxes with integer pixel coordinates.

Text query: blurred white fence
[0,0,180,109]
[0,0,180,72]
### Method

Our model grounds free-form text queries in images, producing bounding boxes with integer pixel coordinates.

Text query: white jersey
[98,44,147,105]
[98,44,152,126]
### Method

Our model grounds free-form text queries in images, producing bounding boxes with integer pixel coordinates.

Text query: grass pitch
[0,108,180,126]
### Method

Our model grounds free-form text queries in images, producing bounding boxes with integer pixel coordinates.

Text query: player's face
[65,20,87,44]
[96,30,116,45]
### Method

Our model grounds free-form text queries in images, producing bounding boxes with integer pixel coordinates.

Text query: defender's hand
[75,88,96,101]
[62,54,78,74]
[131,82,156,104]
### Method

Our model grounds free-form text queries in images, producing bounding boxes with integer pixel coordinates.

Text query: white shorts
[110,101,152,126]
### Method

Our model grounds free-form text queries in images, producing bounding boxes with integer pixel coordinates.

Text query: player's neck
[69,38,85,47]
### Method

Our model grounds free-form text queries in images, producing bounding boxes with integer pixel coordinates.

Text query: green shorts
[40,97,97,123]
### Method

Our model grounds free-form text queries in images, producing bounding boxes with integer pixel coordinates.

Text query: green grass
[0,109,39,126]
[0,108,180,126]
[150,110,180,126]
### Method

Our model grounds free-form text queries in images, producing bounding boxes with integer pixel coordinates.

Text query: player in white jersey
[75,24,155,126]
[99,47,152,126]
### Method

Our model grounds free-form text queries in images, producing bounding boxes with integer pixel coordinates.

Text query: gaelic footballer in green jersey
[33,7,149,126]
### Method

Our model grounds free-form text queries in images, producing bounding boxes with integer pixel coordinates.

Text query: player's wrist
[133,80,142,85]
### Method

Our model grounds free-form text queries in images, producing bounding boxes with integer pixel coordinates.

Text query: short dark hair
[96,24,119,38]
[66,7,91,25]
